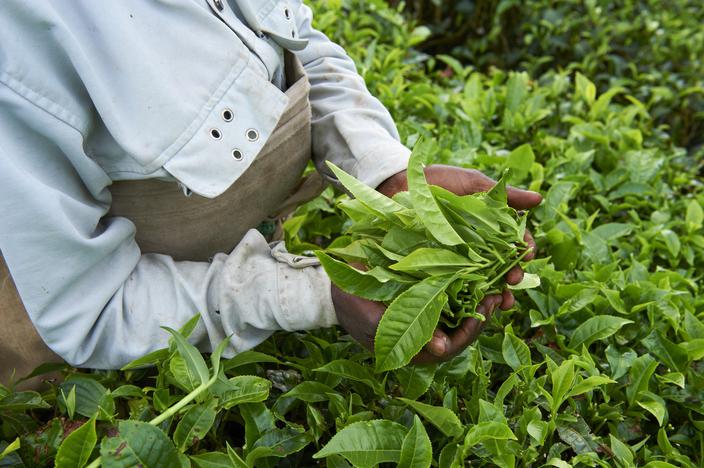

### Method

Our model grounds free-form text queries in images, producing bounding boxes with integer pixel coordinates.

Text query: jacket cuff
[352,139,410,190]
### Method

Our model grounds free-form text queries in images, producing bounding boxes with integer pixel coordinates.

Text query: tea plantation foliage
[1,1,703,467]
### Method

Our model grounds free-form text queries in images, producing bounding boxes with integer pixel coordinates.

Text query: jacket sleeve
[0,81,337,370]
[292,1,411,189]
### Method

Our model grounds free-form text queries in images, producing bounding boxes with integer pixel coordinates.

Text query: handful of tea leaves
[316,139,540,371]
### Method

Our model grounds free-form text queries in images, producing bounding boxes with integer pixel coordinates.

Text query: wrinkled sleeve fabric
[0,81,336,370]
[293,1,411,189]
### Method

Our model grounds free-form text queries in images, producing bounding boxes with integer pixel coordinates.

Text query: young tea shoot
[316,138,540,371]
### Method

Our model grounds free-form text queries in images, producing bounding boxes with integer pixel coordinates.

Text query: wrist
[376,170,408,197]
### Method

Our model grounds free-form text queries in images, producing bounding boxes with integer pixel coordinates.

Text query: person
[0,0,541,385]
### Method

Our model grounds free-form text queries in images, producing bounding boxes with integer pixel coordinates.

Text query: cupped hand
[331,165,541,362]
[377,164,542,304]
[331,284,511,364]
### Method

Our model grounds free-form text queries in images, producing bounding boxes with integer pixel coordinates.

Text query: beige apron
[0,53,323,387]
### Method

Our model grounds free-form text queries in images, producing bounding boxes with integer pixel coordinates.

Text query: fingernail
[477,305,486,315]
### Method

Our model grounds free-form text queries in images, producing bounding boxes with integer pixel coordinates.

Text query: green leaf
[637,392,668,426]
[163,327,209,386]
[239,403,275,451]
[0,390,50,411]
[590,223,633,241]
[178,313,204,340]
[643,462,679,468]
[686,199,704,232]
[170,355,202,392]
[394,365,437,400]
[502,330,532,371]
[100,420,181,468]
[316,251,406,301]
[173,402,217,452]
[627,354,658,406]
[609,435,634,467]
[549,358,575,411]
[507,272,541,290]
[505,72,529,112]
[431,185,503,234]
[0,438,20,462]
[641,330,688,372]
[121,348,170,370]
[407,138,464,246]
[281,381,337,403]
[226,443,249,468]
[62,386,76,419]
[326,161,405,220]
[375,275,453,372]
[660,229,681,257]
[463,422,516,450]
[55,417,97,468]
[315,360,383,394]
[245,427,312,465]
[190,452,241,468]
[506,144,535,172]
[390,248,478,274]
[527,420,549,445]
[313,420,407,468]
[575,72,596,105]
[222,351,281,371]
[556,289,599,316]
[110,385,145,399]
[58,377,114,420]
[398,416,432,468]
[566,375,615,398]
[220,376,272,409]
[397,398,463,438]
[682,339,704,361]
[568,315,633,349]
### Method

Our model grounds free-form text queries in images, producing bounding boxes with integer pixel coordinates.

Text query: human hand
[377,164,542,293]
[331,284,512,364]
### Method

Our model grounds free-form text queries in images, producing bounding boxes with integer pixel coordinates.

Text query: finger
[444,296,500,356]
[424,329,449,357]
[507,185,542,210]
[524,230,536,260]
[506,265,524,285]
[500,289,515,310]
[412,297,500,365]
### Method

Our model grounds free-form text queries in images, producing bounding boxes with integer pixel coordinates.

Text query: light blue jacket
[0,0,410,367]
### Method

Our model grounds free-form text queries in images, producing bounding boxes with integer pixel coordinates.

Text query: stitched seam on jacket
[0,72,87,137]
[257,0,279,23]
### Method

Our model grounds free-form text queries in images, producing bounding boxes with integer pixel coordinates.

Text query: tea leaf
[375,275,453,372]
[55,417,96,468]
[100,420,180,467]
[398,415,432,468]
[407,138,464,246]
[313,420,406,467]
[397,398,463,438]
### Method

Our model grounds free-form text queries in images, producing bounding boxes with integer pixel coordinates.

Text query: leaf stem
[149,376,215,426]
[483,249,530,290]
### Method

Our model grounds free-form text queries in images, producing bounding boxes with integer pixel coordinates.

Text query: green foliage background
[1,1,703,467]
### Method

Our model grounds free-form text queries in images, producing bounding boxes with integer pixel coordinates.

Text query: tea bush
[1,1,702,467]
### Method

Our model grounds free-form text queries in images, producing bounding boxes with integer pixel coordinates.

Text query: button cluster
[207,107,257,161]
